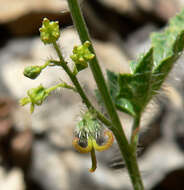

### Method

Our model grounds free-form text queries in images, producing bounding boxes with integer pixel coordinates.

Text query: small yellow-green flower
[72,111,114,172]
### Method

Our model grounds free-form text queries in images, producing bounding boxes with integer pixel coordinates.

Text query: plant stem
[113,128,144,190]
[52,42,111,127]
[66,0,125,141]
[89,147,97,172]
[46,82,77,93]
[66,0,144,189]
[131,116,141,150]
[53,42,66,64]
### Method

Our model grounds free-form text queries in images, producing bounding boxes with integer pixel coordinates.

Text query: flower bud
[39,18,60,44]
[23,66,42,79]
[71,41,95,74]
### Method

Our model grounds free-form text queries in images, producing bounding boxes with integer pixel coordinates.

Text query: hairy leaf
[107,9,184,117]
[117,49,153,116]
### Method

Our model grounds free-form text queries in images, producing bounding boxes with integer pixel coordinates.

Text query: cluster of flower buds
[39,18,60,44]
[71,41,95,74]
[72,111,114,172]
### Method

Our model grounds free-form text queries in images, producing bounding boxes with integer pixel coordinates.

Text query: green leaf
[106,70,135,116]
[106,48,153,116]
[106,70,119,101]
[150,9,184,93]
[151,30,184,92]
[117,71,152,115]
[117,49,153,116]
[107,9,184,117]
[115,98,135,116]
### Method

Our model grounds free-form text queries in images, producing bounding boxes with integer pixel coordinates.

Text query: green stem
[113,128,144,190]
[89,147,97,172]
[131,116,141,150]
[46,82,77,93]
[40,60,50,69]
[52,42,111,127]
[66,0,144,189]
[53,42,66,64]
[48,59,61,66]
[67,0,124,141]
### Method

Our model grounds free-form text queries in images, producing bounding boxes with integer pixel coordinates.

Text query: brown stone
[0,98,15,138]
[0,0,68,23]
[11,130,33,170]
[98,0,183,20]
[0,0,71,36]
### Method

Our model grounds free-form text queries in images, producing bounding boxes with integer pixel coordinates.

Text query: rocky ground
[0,0,184,190]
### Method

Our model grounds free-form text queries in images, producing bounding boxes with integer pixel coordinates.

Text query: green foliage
[71,41,95,75]
[106,9,184,117]
[39,18,60,44]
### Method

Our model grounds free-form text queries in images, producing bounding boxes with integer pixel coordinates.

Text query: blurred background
[0,0,184,189]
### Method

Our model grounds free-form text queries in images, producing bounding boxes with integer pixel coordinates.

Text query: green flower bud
[39,18,60,44]
[23,66,42,79]
[71,41,95,74]
[27,85,49,106]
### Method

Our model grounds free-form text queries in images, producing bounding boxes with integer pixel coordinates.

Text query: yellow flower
[72,130,114,172]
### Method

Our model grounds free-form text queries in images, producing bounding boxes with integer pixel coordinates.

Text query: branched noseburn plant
[20,0,184,189]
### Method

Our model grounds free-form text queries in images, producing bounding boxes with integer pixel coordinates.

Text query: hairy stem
[52,42,111,127]
[131,116,141,150]
[66,0,144,189]
[113,128,144,190]
[46,82,77,93]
